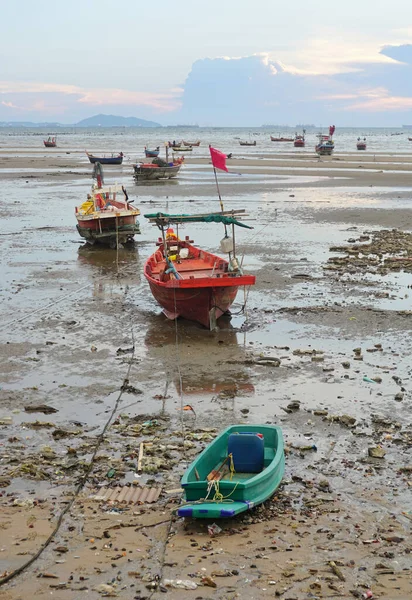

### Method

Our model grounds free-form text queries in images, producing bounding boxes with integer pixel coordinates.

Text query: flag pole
[213,167,225,213]
[213,166,228,236]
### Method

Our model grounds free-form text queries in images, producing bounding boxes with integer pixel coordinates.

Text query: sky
[1,0,412,126]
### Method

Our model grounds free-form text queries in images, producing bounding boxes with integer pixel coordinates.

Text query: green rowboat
[178,424,285,519]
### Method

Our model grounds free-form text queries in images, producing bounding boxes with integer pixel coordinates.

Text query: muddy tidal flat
[0,144,412,600]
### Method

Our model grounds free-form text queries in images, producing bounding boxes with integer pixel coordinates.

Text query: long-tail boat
[316,126,335,156]
[356,137,367,150]
[177,424,285,519]
[133,156,184,181]
[182,140,200,146]
[239,140,256,146]
[144,146,160,157]
[44,136,57,147]
[75,163,140,248]
[271,135,293,142]
[86,151,124,165]
[294,130,306,147]
[143,210,256,329]
[169,145,192,151]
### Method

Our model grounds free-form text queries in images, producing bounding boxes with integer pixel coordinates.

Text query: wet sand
[0,148,411,599]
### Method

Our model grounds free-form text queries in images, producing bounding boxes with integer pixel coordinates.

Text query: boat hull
[76,214,140,246]
[178,424,285,519]
[147,279,239,328]
[144,242,255,329]
[145,150,160,157]
[316,144,334,155]
[294,140,305,147]
[357,144,366,150]
[87,155,123,165]
[44,142,56,147]
[133,164,181,181]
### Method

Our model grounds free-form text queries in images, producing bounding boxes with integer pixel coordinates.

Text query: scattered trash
[290,443,317,452]
[94,583,118,595]
[163,579,197,590]
[208,523,222,537]
[116,347,134,355]
[363,376,376,383]
[24,405,58,414]
[329,560,346,581]
[368,447,386,459]
[54,546,69,553]
[120,382,142,395]
[201,575,217,588]
[93,485,161,504]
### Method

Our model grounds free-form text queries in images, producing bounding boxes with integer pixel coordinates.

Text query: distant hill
[75,114,162,127]
[0,114,163,128]
[0,121,62,127]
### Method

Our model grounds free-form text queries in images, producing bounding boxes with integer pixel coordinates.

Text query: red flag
[209,146,228,172]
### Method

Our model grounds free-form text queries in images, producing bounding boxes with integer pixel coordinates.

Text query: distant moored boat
[44,136,57,148]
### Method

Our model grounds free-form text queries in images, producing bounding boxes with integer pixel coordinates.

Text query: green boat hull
[178,424,285,519]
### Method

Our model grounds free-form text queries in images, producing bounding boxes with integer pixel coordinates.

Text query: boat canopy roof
[144,210,253,229]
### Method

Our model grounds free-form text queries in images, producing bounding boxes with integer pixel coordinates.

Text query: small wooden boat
[86,151,124,165]
[408,137,412,141]
[145,146,160,158]
[169,145,192,151]
[271,135,294,142]
[239,140,256,146]
[143,211,256,329]
[133,157,184,181]
[44,136,57,148]
[357,137,367,150]
[75,163,140,248]
[294,131,305,147]
[178,424,285,519]
[183,140,200,146]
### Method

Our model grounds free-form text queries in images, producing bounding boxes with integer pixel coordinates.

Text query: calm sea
[1,126,412,158]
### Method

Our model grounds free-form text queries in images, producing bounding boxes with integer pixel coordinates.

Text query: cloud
[173,46,412,125]
[380,44,412,64]
[0,81,183,121]
[3,42,412,126]
[1,100,18,108]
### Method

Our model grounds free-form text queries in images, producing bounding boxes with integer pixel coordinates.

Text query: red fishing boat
[294,130,305,147]
[44,136,57,147]
[75,163,140,248]
[143,211,255,329]
[356,137,367,150]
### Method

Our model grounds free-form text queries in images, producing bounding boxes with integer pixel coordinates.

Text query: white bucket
[220,236,234,253]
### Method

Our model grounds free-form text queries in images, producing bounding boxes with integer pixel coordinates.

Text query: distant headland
[0,114,162,128]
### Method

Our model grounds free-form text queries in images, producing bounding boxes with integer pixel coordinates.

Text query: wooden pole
[137,442,144,472]
[213,167,227,236]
